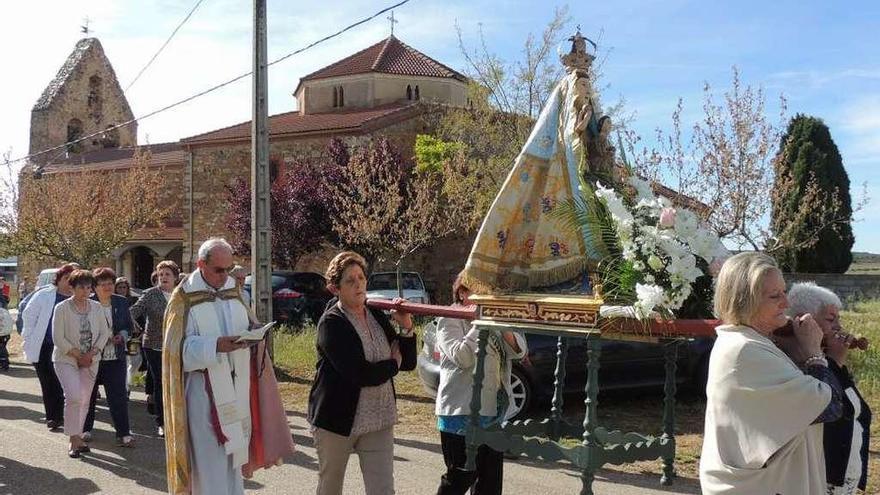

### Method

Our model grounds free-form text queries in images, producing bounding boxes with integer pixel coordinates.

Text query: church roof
[42,142,184,173]
[293,36,466,94]
[34,38,101,111]
[182,102,421,145]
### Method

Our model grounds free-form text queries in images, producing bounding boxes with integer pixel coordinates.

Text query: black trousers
[84,358,131,437]
[437,431,503,495]
[143,348,164,427]
[33,342,64,423]
[0,335,9,368]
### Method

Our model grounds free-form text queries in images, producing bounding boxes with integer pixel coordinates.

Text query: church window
[333,87,338,108]
[414,85,420,100]
[338,86,344,107]
[67,118,84,154]
[406,85,412,100]
[88,75,103,117]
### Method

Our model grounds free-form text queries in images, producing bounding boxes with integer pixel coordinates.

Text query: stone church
[22,35,471,295]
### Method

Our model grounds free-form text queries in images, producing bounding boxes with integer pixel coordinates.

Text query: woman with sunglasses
[129,260,179,437]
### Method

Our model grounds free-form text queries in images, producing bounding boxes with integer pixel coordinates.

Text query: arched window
[414,85,420,101]
[67,118,84,153]
[338,86,344,107]
[88,75,103,116]
[406,85,412,100]
[332,87,338,108]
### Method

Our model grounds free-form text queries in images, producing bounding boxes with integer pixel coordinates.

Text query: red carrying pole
[365,298,720,338]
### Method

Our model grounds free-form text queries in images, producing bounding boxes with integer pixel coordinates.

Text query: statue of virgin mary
[461,31,618,293]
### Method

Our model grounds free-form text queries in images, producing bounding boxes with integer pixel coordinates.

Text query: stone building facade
[30,38,136,162]
[21,35,474,300]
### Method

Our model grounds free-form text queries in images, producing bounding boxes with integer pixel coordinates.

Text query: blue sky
[1,0,878,250]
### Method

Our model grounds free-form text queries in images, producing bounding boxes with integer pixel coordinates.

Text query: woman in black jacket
[308,251,417,495]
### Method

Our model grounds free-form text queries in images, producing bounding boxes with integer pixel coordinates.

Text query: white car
[365,271,430,304]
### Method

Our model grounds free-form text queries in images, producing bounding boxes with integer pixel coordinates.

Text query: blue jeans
[84,358,130,437]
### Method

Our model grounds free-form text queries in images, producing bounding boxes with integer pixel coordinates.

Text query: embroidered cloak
[461,72,606,293]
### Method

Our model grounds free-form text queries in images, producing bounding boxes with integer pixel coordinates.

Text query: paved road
[0,352,701,494]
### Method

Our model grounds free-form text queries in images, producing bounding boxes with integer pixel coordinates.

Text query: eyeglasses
[209,265,233,275]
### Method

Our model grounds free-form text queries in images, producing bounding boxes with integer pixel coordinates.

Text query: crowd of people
[4,244,873,494]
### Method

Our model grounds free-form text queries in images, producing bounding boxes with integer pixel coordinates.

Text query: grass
[271,323,438,438]
[271,302,880,490]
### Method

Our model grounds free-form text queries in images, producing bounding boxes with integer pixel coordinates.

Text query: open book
[235,321,276,343]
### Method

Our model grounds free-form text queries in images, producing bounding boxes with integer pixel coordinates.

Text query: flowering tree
[224,155,340,269]
[0,150,172,267]
[326,139,478,270]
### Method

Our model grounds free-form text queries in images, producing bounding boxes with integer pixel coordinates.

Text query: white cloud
[766,68,880,90]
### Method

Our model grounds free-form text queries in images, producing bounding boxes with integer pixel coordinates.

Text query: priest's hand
[216,336,250,353]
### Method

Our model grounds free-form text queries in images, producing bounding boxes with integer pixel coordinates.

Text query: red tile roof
[293,36,466,94]
[182,102,420,145]
[128,227,185,242]
[42,142,184,173]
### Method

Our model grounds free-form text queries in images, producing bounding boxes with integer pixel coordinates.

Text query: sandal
[68,448,81,458]
[117,436,134,448]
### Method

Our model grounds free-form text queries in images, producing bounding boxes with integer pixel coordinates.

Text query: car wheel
[507,367,532,420]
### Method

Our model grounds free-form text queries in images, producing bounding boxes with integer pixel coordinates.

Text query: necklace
[72,299,90,314]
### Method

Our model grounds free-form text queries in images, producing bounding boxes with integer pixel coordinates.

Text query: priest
[162,237,293,494]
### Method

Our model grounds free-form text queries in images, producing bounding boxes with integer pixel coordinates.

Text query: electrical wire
[8,0,411,166]
[124,0,207,92]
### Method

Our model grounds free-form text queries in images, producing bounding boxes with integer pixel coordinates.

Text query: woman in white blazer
[434,272,527,495]
[51,269,110,457]
[21,263,78,430]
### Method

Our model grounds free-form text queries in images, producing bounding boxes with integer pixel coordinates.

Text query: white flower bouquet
[589,176,729,319]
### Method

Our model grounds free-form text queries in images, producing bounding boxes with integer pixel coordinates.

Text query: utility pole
[252,0,273,355]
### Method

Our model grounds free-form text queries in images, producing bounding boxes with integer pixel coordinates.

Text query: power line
[124,0,207,92]
[10,0,412,166]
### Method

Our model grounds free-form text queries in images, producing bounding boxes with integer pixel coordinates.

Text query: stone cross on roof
[81,17,91,35]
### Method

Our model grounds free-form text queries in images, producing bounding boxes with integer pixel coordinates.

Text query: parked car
[417,319,715,419]
[243,271,332,326]
[366,271,430,304]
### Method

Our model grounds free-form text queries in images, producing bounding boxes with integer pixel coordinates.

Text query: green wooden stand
[465,320,682,494]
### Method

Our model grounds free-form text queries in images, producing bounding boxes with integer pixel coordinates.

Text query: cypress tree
[771,114,854,273]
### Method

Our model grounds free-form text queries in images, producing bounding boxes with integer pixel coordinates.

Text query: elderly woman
[51,269,111,458]
[308,251,417,495]
[82,268,135,447]
[435,272,526,495]
[700,252,845,494]
[21,262,79,431]
[787,282,871,495]
[130,260,180,437]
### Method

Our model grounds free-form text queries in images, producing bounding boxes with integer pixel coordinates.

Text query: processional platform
[370,297,718,494]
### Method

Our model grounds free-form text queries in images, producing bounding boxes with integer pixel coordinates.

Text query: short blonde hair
[713,252,780,325]
[325,251,367,287]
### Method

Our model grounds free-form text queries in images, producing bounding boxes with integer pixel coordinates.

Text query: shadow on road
[0,388,47,406]
[0,362,38,380]
[0,456,101,495]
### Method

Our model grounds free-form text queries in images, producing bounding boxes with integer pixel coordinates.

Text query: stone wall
[30,39,136,160]
[184,116,427,270]
[784,272,880,305]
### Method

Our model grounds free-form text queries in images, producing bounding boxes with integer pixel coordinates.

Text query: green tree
[771,114,855,272]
